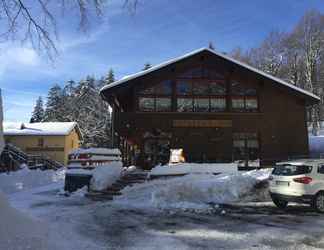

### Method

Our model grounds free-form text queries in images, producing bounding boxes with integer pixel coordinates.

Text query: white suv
[269,159,324,212]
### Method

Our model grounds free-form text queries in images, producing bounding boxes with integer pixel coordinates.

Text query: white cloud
[0,43,40,78]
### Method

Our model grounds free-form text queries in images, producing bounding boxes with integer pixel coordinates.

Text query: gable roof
[100,47,320,102]
[4,122,83,139]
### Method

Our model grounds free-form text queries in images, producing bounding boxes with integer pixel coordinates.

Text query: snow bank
[66,168,93,175]
[115,169,271,210]
[69,147,121,155]
[90,162,123,191]
[0,191,49,250]
[151,163,238,176]
[0,166,65,195]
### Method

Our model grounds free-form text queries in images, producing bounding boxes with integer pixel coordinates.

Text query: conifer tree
[43,84,64,121]
[106,69,115,84]
[30,96,45,123]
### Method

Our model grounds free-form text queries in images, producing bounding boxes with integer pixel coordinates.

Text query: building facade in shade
[100,48,319,169]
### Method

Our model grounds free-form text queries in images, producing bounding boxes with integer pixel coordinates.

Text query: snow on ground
[115,169,272,210]
[4,166,324,250]
[0,166,65,194]
[150,163,238,176]
[0,191,49,250]
[90,162,123,191]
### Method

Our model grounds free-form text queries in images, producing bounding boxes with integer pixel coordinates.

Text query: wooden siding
[103,50,311,167]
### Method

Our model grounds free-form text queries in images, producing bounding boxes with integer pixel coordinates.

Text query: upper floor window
[38,138,44,147]
[176,80,226,112]
[138,80,172,112]
[231,80,258,112]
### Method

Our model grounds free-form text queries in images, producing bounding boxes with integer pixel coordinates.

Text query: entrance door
[143,138,170,169]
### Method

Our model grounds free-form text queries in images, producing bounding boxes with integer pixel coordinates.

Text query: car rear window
[272,165,312,176]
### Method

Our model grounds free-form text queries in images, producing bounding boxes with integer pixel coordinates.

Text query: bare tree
[290,10,324,134]
[0,0,138,59]
[248,31,287,77]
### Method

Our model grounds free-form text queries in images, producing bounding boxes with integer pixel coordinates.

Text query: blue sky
[1,0,324,122]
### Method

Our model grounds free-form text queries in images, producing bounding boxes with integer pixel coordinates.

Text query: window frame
[230,80,258,112]
[176,79,227,113]
[137,80,172,112]
[232,132,259,161]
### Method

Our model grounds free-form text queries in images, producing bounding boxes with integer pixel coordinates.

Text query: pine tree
[143,63,152,70]
[105,69,115,84]
[43,84,64,121]
[30,96,45,123]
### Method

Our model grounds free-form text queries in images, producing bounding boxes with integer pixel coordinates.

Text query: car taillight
[293,176,312,184]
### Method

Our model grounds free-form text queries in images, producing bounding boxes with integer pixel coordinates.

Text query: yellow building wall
[64,129,81,164]
[4,128,81,165]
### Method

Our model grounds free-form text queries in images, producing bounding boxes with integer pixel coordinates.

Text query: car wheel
[312,192,324,213]
[271,197,288,209]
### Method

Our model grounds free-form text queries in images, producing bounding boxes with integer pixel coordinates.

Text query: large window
[137,68,260,113]
[138,80,172,112]
[231,81,258,112]
[233,133,259,161]
[176,80,226,112]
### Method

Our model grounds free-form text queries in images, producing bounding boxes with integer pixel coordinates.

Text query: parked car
[269,159,324,212]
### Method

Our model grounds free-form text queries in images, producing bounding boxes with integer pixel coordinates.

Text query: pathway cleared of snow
[3,169,324,250]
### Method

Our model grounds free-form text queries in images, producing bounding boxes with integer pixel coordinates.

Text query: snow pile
[0,191,49,250]
[0,166,65,194]
[151,163,238,176]
[66,168,93,175]
[115,169,272,210]
[90,162,123,191]
[69,147,121,155]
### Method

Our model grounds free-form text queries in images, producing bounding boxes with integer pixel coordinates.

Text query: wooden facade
[100,48,319,169]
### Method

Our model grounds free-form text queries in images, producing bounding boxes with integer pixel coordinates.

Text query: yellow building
[4,122,82,165]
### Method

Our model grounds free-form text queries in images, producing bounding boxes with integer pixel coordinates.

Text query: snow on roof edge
[100,47,320,101]
[4,122,82,138]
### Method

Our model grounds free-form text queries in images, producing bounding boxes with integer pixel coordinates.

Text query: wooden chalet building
[100,48,320,169]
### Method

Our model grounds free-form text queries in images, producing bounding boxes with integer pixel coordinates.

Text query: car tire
[271,197,288,209]
[312,192,324,213]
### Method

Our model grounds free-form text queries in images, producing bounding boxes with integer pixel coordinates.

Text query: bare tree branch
[0,0,139,60]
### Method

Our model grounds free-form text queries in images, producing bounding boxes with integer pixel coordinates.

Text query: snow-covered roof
[3,122,82,137]
[69,147,121,155]
[100,47,320,101]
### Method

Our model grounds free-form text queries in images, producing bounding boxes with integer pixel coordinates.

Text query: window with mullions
[233,133,259,161]
[231,81,258,111]
[176,80,227,112]
[138,80,172,112]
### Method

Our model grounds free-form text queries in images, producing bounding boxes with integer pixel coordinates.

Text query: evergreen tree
[30,96,45,123]
[105,69,115,84]
[143,63,152,70]
[43,84,64,121]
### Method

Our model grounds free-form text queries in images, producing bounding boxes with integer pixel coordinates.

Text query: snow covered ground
[3,167,324,249]
[150,162,238,176]
[116,169,271,210]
